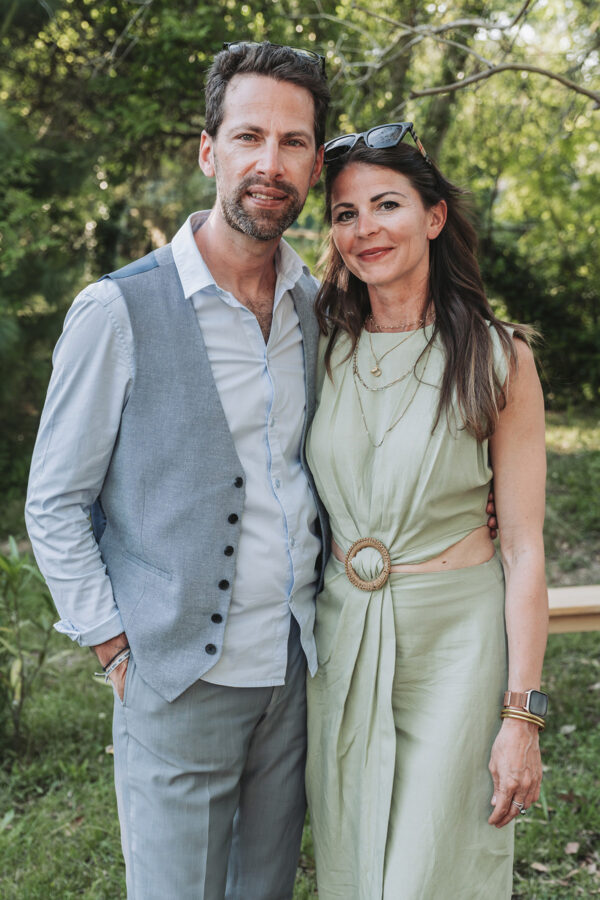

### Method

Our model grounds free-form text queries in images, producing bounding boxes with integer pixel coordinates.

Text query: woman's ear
[427,199,447,239]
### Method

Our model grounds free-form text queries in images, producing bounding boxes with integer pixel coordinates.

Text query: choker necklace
[367,311,435,333]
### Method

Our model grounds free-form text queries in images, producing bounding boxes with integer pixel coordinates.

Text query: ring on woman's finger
[511,800,526,815]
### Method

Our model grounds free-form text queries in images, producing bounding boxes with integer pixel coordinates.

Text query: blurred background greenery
[1,0,599,528]
[0,1,598,896]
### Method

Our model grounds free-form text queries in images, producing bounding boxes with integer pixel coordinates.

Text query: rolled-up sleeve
[25,281,133,646]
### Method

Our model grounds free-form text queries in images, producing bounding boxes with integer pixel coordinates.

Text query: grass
[544,410,600,587]
[1,408,599,897]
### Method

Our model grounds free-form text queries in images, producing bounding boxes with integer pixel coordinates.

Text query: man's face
[199,74,324,241]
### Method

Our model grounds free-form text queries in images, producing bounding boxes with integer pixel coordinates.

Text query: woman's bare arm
[487,338,548,827]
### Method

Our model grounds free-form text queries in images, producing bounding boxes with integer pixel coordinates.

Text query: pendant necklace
[366,328,419,378]
[353,334,417,392]
[352,342,433,448]
[366,312,435,377]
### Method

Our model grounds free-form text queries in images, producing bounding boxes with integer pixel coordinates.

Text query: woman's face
[330,162,446,296]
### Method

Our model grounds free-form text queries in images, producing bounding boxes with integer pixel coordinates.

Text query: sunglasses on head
[222,41,326,75]
[324,122,431,166]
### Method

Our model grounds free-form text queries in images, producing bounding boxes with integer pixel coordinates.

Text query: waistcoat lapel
[289,276,319,426]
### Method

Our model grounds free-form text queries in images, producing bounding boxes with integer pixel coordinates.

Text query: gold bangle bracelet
[501,707,545,725]
[500,709,545,731]
[501,705,546,727]
[501,713,545,732]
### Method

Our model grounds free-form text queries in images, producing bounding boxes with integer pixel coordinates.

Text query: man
[26,42,330,900]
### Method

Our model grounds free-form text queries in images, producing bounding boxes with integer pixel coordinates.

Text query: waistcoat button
[218,579,230,590]
[211,613,223,624]
[205,643,217,655]
[234,476,244,488]
[224,545,234,556]
[228,513,239,524]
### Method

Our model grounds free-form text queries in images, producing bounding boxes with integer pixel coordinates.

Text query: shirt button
[290,536,296,547]
[274,478,281,489]
[234,476,243,488]
[205,643,217,655]
[211,613,223,624]
[270,417,276,427]
[228,513,239,524]
[224,545,234,556]
[218,579,230,590]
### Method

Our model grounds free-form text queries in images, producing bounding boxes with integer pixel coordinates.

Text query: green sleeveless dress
[305,324,514,900]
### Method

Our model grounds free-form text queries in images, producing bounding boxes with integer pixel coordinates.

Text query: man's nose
[255,141,284,178]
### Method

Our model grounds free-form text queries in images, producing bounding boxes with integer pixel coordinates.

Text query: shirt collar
[171,210,311,302]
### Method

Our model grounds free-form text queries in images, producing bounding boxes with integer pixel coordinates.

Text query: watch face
[529,691,548,717]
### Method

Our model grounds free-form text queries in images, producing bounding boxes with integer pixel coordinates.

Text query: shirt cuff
[54,608,125,647]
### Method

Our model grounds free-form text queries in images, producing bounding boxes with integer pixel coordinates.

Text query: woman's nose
[356,211,379,237]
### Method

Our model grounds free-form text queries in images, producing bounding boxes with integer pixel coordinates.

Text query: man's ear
[199,130,216,177]
[310,145,324,188]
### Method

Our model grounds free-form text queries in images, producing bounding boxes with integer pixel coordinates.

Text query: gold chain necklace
[366,327,420,378]
[353,333,417,392]
[367,311,434,333]
[352,343,433,448]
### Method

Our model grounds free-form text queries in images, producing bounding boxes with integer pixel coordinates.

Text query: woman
[305,123,548,899]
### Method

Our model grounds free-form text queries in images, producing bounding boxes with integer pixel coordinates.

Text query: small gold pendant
[371,365,382,377]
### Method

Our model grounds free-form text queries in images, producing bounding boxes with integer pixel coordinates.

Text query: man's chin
[231,212,297,242]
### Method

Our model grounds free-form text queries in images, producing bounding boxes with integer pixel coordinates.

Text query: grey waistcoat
[92,243,329,702]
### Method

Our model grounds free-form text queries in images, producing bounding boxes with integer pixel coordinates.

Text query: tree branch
[409,63,600,107]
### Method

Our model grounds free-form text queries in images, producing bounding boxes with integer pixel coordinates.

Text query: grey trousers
[112,620,307,900]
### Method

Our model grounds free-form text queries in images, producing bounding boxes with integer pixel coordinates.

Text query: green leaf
[0,809,15,832]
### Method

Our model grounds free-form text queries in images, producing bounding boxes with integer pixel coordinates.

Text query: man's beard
[219,174,304,241]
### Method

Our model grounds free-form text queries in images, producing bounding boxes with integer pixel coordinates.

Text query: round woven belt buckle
[344,537,392,591]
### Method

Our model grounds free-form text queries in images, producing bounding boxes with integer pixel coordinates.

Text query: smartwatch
[503,689,548,718]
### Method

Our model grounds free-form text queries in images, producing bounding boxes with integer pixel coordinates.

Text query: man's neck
[193,207,280,304]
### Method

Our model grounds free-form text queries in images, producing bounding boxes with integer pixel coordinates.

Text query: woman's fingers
[488,719,542,827]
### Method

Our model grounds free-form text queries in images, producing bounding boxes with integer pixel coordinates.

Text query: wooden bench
[548,585,600,633]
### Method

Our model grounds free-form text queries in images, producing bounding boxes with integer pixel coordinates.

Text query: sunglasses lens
[366,124,408,148]
[223,42,324,72]
[223,41,253,52]
[324,136,356,161]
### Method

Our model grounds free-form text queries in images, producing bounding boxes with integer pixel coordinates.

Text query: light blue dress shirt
[26,211,321,687]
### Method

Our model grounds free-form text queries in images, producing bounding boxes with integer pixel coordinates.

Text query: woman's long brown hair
[315,142,534,442]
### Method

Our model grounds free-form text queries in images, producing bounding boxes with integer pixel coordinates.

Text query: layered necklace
[365,310,435,378]
[352,312,434,448]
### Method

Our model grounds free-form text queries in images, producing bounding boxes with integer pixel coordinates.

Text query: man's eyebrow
[226,124,313,141]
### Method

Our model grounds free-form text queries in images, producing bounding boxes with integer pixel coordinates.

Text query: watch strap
[503,690,530,709]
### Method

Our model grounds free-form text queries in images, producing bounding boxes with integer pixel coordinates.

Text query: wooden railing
[548,585,600,634]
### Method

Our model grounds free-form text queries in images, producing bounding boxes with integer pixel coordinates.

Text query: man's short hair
[205,42,330,148]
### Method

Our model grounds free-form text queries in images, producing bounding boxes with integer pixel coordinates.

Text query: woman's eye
[379,200,399,211]
[334,210,356,224]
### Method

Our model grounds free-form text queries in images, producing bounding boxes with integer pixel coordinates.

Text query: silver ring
[511,800,526,815]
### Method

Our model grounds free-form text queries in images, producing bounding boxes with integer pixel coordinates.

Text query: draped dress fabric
[305,324,515,900]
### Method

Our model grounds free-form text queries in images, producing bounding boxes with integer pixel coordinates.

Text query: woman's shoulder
[487,319,535,385]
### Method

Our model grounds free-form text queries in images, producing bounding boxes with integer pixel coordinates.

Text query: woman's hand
[488,717,542,827]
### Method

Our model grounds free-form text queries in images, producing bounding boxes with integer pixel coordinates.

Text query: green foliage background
[1,0,599,506]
